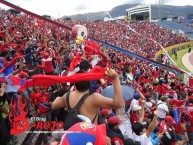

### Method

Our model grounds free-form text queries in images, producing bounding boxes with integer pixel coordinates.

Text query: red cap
[169,99,177,105]
[108,116,122,125]
[101,109,108,115]
[165,116,176,125]
[169,99,186,107]
[41,51,49,58]
[19,71,27,78]
[176,100,186,107]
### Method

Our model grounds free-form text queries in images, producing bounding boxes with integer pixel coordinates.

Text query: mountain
[61,11,108,21]
[60,4,193,21]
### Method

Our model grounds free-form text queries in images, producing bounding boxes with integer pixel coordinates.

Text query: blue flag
[173,108,180,126]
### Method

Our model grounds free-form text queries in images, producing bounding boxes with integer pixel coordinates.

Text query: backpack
[64,92,97,130]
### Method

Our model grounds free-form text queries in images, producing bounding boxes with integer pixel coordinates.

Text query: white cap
[132,105,141,111]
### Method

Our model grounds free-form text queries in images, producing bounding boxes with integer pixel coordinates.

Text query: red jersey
[159,121,171,133]
[30,91,42,105]
[130,112,139,124]
[37,92,50,114]
[175,122,183,134]
[42,57,54,73]
[180,85,185,93]
[187,110,193,132]
[0,31,6,39]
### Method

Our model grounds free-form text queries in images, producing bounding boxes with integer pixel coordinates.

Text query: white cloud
[0,0,192,18]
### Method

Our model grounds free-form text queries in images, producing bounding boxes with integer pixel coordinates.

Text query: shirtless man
[51,59,123,125]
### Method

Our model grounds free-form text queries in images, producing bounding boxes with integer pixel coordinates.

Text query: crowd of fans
[0,8,193,145]
[176,17,193,30]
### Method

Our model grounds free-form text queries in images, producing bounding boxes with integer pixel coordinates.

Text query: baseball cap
[169,99,186,107]
[169,99,177,105]
[176,100,186,107]
[101,109,108,116]
[132,105,141,112]
[60,122,107,145]
[108,116,122,125]
[165,116,176,125]
[19,71,27,79]
[133,92,140,100]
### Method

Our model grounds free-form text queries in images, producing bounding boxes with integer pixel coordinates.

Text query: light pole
[158,0,164,20]
[105,11,113,21]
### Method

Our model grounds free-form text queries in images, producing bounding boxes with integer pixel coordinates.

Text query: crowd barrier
[155,41,193,62]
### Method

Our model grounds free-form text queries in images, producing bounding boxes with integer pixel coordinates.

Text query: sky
[0,0,193,18]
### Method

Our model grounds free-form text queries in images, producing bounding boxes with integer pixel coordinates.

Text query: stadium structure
[104,4,151,22]
[126,4,151,21]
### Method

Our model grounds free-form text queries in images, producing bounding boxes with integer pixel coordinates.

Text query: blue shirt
[150,132,160,145]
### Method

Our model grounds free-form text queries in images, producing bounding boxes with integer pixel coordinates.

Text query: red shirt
[175,122,183,134]
[0,31,6,39]
[153,86,159,92]
[130,112,139,124]
[159,121,171,133]
[0,43,7,51]
[187,110,193,132]
[30,91,42,105]
[180,86,185,93]
[41,57,54,73]
[37,92,50,114]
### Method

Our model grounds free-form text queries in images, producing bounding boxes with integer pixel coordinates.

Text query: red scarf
[18,66,106,91]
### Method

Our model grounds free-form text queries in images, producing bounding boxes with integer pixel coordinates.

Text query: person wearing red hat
[107,116,124,145]
[36,87,51,145]
[159,116,176,134]
[37,87,50,116]
[160,124,189,145]
[30,86,42,113]
[168,100,186,141]
[100,109,110,124]
[37,50,55,75]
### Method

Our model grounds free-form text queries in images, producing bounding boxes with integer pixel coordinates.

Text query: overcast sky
[0,0,193,18]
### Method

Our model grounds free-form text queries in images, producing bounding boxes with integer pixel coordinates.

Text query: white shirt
[127,99,139,113]
[126,73,133,81]
[157,101,169,119]
[133,133,152,145]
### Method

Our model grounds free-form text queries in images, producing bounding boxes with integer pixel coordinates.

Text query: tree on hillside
[42,15,51,19]
[63,17,71,21]
[7,9,20,15]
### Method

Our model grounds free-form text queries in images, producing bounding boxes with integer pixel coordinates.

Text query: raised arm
[180,123,189,144]
[138,100,146,123]
[146,110,158,138]
[93,68,124,109]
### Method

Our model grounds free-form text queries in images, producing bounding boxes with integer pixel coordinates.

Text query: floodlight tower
[158,0,164,19]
